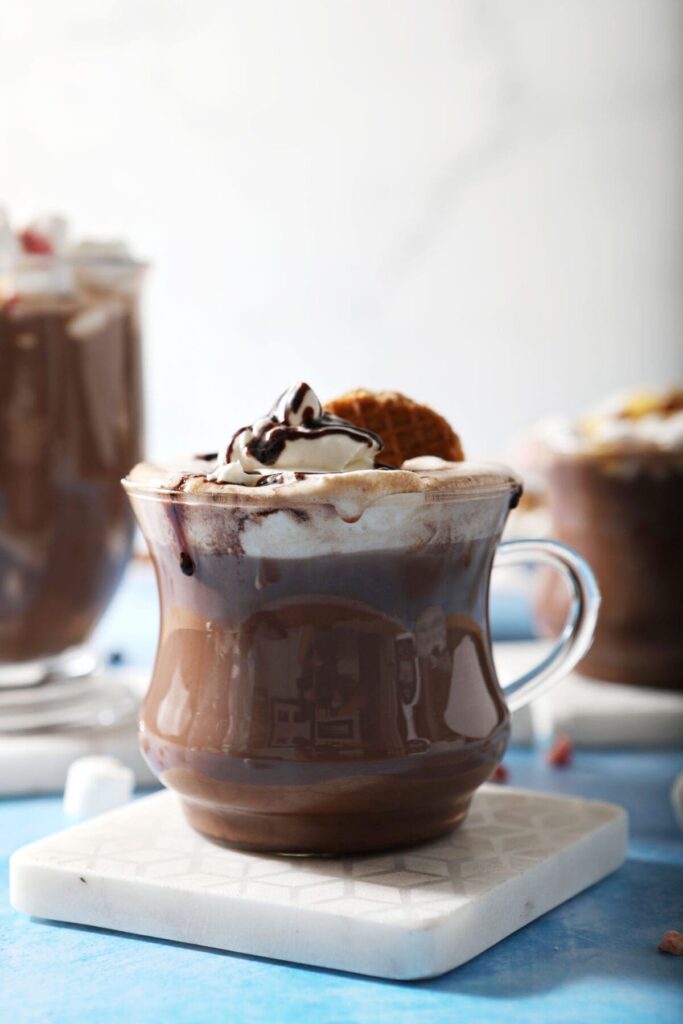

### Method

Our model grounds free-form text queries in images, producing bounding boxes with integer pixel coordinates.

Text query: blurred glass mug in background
[535,390,683,689]
[0,214,145,690]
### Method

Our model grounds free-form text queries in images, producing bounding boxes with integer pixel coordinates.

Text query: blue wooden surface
[1,565,682,1024]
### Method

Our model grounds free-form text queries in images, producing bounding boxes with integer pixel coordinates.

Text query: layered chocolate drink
[536,390,683,688]
[0,214,144,679]
[126,384,524,852]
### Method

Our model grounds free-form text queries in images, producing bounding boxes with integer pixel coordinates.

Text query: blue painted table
[1,566,682,1024]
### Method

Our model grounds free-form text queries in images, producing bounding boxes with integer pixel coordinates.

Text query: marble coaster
[494,642,683,747]
[10,787,626,980]
[0,669,156,795]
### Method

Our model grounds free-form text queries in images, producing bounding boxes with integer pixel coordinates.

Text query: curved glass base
[0,645,99,690]
[0,649,139,734]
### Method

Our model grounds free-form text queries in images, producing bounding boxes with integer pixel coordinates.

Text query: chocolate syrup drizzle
[226,382,384,467]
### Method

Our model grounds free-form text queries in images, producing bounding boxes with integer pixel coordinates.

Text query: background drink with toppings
[0,212,145,684]
[535,390,683,688]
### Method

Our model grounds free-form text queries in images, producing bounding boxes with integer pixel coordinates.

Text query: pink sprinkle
[20,228,53,255]
[658,930,683,955]
[547,735,574,768]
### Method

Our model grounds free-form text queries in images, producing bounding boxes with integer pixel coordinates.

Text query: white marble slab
[10,787,627,980]
[494,642,683,748]
[0,669,156,795]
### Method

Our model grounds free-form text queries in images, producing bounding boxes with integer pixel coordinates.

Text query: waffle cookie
[326,389,464,468]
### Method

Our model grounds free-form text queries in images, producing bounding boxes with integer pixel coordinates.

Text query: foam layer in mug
[125,457,521,559]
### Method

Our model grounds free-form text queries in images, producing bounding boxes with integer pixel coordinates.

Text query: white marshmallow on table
[672,773,683,831]
[63,756,135,820]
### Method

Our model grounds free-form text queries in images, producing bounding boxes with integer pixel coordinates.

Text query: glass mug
[536,449,683,688]
[125,471,599,854]
[0,250,145,691]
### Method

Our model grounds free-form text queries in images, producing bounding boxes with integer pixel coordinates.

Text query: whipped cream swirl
[0,207,142,304]
[536,388,683,455]
[208,382,384,485]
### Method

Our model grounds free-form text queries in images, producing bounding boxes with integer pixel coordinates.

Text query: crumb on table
[547,735,574,768]
[658,930,683,955]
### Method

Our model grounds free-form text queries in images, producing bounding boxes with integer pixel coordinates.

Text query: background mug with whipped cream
[0,216,145,687]
[535,390,683,689]
[125,383,600,854]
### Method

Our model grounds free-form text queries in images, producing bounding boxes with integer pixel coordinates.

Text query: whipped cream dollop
[0,208,142,304]
[536,388,683,455]
[208,382,384,485]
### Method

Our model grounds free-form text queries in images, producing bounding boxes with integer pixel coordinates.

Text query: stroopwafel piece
[326,389,464,468]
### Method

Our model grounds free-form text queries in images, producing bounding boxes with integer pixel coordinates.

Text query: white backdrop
[2,0,682,461]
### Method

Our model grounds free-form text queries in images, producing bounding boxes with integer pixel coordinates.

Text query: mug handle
[492,539,601,712]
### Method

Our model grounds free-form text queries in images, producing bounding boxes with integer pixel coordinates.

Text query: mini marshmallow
[671,773,683,831]
[64,756,134,820]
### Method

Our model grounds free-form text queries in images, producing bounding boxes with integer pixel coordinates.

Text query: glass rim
[542,444,681,464]
[0,252,148,273]
[121,465,522,509]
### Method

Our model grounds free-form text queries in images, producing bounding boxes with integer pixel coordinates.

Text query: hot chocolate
[535,390,683,688]
[126,383,597,853]
[0,214,144,674]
